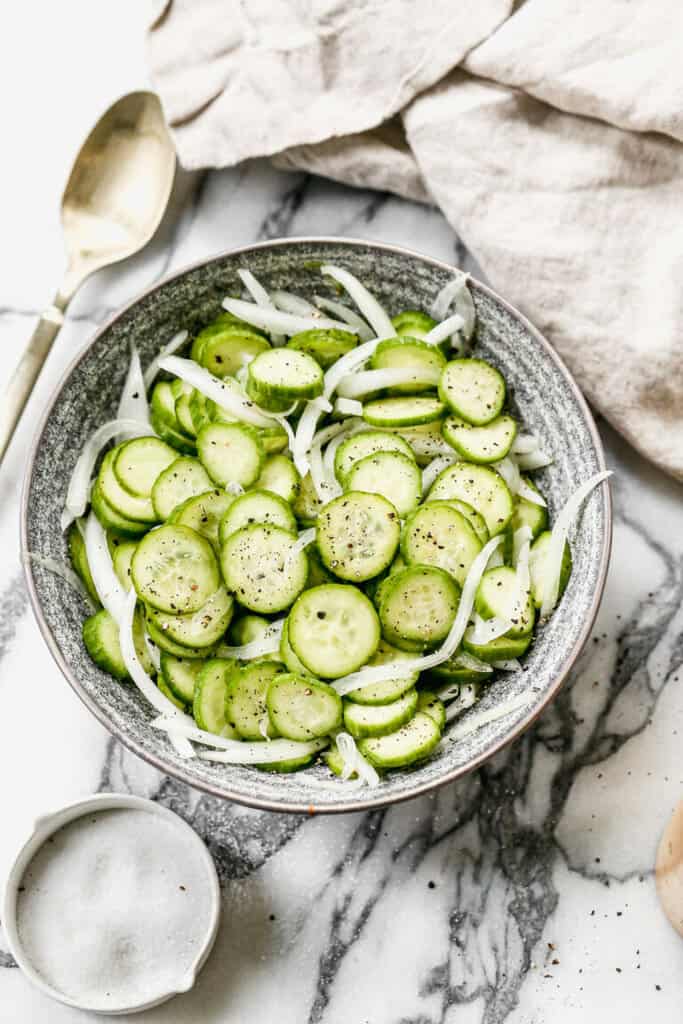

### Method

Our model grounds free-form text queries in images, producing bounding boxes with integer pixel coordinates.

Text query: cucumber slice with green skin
[112,540,137,591]
[245,378,294,414]
[427,649,493,684]
[439,358,506,426]
[169,489,235,550]
[371,338,446,394]
[417,691,446,730]
[193,658,239,736]
[267,673,342,741]
[98,449,158,523]
[91,480,150,537]
[248,348,324,402]
[358,711,441,769]
[158,677,188,710]
[379,565,460,652]
[292,472,323,526]
[148,586,234,648]
[343,688,418,739]
[363,395,445,428]
[113,437,178,499]
[345,639,419,705]
[198,323,270,378]
[228,614,271,646]
[254,454,300,503]
[257,752,319,773]
[462,632,531,663]
[384,421,451,465]
[511,479,548,538]
[68,524,100,606]
[426,498,490,545]
[150,382,197,453]
[279,618,313,675]
[175,392,197,437]
[345,451,422,518]
[220,524,308,613]
[391,310,437,340]
[288,584,380,679]
[334,430,414,485]
[196,422,264,489]
[529,530,572,609]
[305,546,335,589]
[218,489,296,545]
[287,328,358,370]
[475,566,535,637]
[258,426,289,455]
[428,462,513,536]
[191,311,265,358]
[225,660,283,740]
[324,743,354,778]
[189,391,213,434]
[160,653,206,704]
[132,524,220,614]
[150,408,198,455]
[83,609,128,680]
[443,414,517,464]
[145,615,215,659]
[402,503,482,586]
[316,491,400,583]
[151,456,213,522]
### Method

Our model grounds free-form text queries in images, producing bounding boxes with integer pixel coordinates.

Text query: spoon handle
[0,301,66,465]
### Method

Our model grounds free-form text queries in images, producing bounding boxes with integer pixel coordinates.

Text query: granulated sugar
[16,807,215,1011]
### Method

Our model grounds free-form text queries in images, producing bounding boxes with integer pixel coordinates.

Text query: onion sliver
[494,456,521,496]
[444,683,480,721]
[336,732,380,787]
[217,618,285,660]
[151,716,328,764]
[466,614,511,646]
[292,397,333,477]
[143,330,188,389]
[84,514,128,624]
[320,264,395,339]
[424,313,465,347]
[314,295,373,340]
[516,449,554,471]
[422,454,458,493]
[158,356,277,428]
[222,297,350,337]
[238,268,284,346]
[431,271,476,340]
[512,433,539,456]
[447,691,530,734]
[271,290,318,317]
[117,345,150,431]
[337,367,439,399]
[334,397,363,417]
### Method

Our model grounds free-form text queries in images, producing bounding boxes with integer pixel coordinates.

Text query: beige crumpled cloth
[148,0,683,480]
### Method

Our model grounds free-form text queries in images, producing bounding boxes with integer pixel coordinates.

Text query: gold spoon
[0,90,176,464]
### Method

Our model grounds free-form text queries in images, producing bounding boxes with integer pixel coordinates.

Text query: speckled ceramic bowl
[22,238,611,813]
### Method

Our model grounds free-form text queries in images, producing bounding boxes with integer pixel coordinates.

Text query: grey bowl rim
[21,235,612,815]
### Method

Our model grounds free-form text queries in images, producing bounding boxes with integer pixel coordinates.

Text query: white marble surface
[1,4,683,1021]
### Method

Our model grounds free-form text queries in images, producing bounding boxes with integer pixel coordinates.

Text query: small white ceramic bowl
[3,793,220,1015]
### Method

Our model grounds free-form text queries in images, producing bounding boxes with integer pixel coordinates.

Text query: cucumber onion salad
[61,265,611,786]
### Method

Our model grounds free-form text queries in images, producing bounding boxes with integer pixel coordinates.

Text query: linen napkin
[148,0,683,481]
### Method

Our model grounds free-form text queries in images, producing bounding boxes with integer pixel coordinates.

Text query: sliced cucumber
[428,649,493,684]
[426,498,489,545]
[112,540,137,591]
[279,618,313,675]
[428,462,513,536]
[160,653,205,704]
[475,566,534,637]
[443,414,516,463]
[511,479,548,538]
[288,584,380,679]
[145,615,214,659]
[439,358,505,426]
[225,660,282,740]
[461,632,531,663]
[68,523,100,606]
[359,711,441,768]
[150,381,197,454]
[220,524,308,613]
[345,451,422,518]
[197,321,270,377]
[324,742,355,778]
[316,491,400,583]
[131,524,220,614]
[113,437,177,498]
[305,546,335,589]
[417,691,446,730]
[288,328,357,369]
[148,586,234,648]
[267,673,342,740]
[256,751,319,773]
[345,639,418,705]
[343,688,418,739]
[385,421,451,465]
[245,379,293,413]
[391,310,437,339]
[175,391,197,437]
[254,454,300,503]
[193,658,239,736]
[371,338,446,394]
[151,457,213,521]
[402,503,482,586]
[379,565,459,651]
[248,348,323,402]
[334,430,414,484]
[98,449,158,523]
[189,390,213,434]
[227,614,271,646]
[257,424,289,455]
[91,480,149,537]
[83,609,128,680]
[219,489,296,544]
[170,489,234,549]
[529,531,572,609]
[363,395,445,428]
[292,472,322,525]
[196,422,264,489]
[158,677,188,711]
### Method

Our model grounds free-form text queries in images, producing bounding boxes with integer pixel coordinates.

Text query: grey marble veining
[1,163,683,1023]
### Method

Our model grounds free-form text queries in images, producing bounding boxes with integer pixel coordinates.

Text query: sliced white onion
[258,716,272,741]
[292,396,333,476]
[238,268,285,346]
[288,528,317,559]
[322,423,353,488]
[269,412,296,453]
[312,420,351,449]
[513,524,533,570]
[494,456,521,496]
[143,330,189,389]
[60,417,153,531]
[431,271,476,340]
[320,264,395,339]
[333,534,504,693]
[116,345,150,434]
[222,297,350,337]
[119,589,194,758]
[487,547,505,569]
[451,651,493,674]
[217,618,285,660]
[540,470,612,619]
[334,397,363,417]
[314,295,374,341]
[149,716,328,763]
[446,692,531,738]
[158,356,276,429]
[424,313,465,347]
[445,683,481,721]
[516,449,554,471]
[512,433,539,456]
[518,479,547,507]
[323,335,388,398]
[271,290,318,317]
[491,659,522,672]
[422,454,458,493]
[337,367,439,399]
[336,732,380,788]
[84,514,128,623]
[25,553,97,612]
[465,614,511,645]
[144,631,161,673]
[226,481,245,496]
[309,440,333,503]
